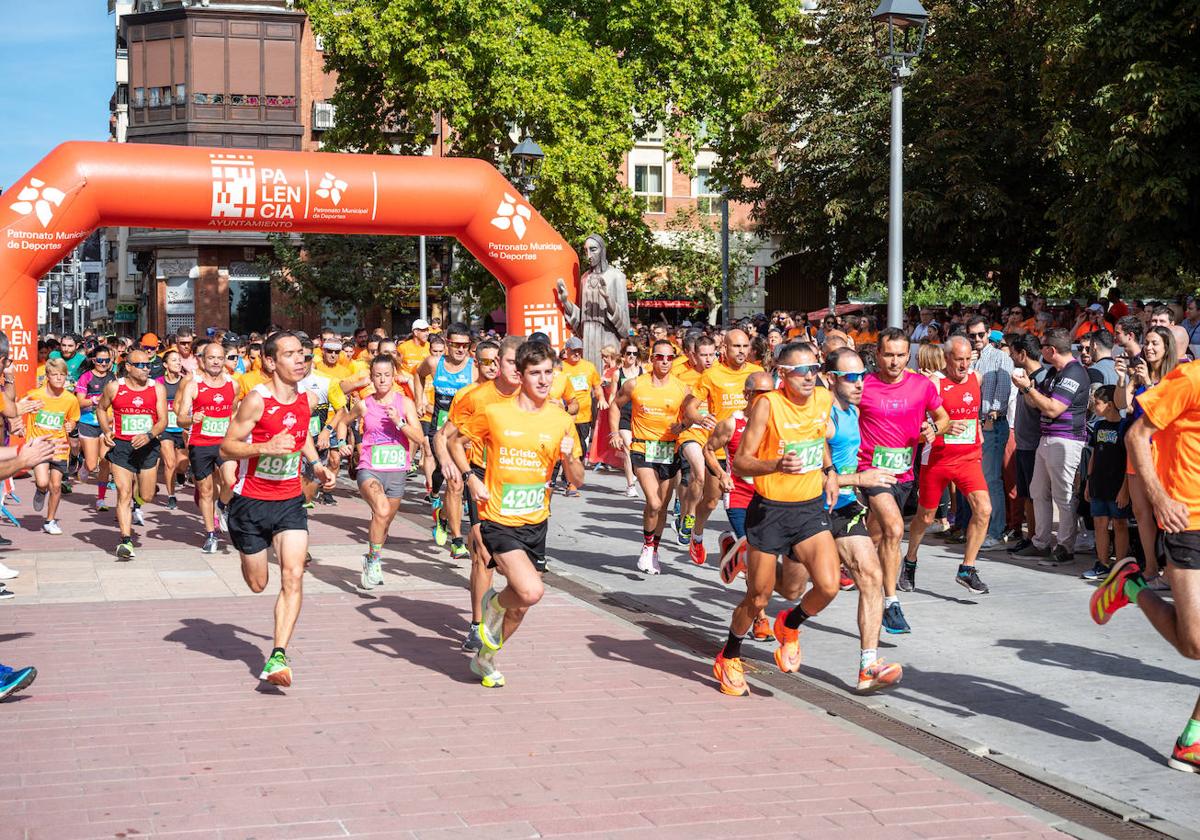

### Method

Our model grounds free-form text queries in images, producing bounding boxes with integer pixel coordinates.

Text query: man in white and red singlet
[857,328,950,635]
[176,340,240,555]
[902,335,993,597]
[97,350,168,561]
[220,331,336,688]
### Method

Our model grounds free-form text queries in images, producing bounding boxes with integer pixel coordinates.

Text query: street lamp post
[510,135,545,199]
[871,0,929,329]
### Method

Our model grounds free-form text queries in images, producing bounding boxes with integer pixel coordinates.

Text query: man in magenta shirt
[858,328,950,634]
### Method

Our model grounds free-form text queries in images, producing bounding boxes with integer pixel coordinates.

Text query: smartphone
[1112,346,1126,358]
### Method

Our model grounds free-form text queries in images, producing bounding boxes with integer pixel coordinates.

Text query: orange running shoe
[1168,738,1200,773]
[839,566,856,591]
[772,610,802,673]
[751,615,772,641]
[713,652,748,696]
[688,538,707,566]
[719,537,747,584]
[857,659,903,693]
[1089,556,1141,625]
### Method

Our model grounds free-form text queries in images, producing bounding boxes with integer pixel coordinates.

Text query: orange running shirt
[24,387,80,462]
[753,388,832,503]
[629,374,689,456]
[448,380,518,468]
[692,360,764,456]
[549,370,578,411]
[397,339,431,375]
[1136,362,1200,531]
[461,400,582,527]
[561,359,600,423]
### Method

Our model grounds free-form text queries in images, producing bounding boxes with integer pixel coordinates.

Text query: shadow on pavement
[358,595,467,642]
[585,630,747,694]
[163,617,271,677]
[995,638,1200,689]
[354,625,477,684]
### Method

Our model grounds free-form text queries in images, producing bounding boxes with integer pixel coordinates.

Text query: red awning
[806,302,866,321]
[634,300,699,309]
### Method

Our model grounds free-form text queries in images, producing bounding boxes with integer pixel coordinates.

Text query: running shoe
[449,541,469,561]
[1089,556,1141,625]
[1014,541,1048,559]
[1080,561,1111,582]
[95,498,109,512]
[1168,738,1200,774]
[0,665,36,701]
[0,563,17,581]
[41,520,62,536]
[956,566,990,595]
[0,586,14,600]
[32,489,45,512]
[688,537,707,566]
[202,533,219,555]
[882,602,911,634]
[839,567,856,591]
[166,496,178,510]
[132,506,145,527]
[259,651,292,687]
[462,624,483,652]
[115,539,135,561]
[649,548,662,574]
[857,659,903,693]
[1007,537,1032,554]
[469,649,505,688]
[636,545,659,575]
[360,555,376,590]
[303,499,315,510]
[772,611,803,673]
[712,652,748,696]
[751,616,772,641]
[368,556,384,587]
[897,560,916,592]
[625,482,638,498]
[479,589,506,651]
[320,491,337,506]
[61,481,72,495]
[218,508,229,533]
[718,536,746,584]
[1038,545,1074,566]
[683,513,696,536]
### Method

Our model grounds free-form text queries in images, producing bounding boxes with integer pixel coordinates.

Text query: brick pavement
[2,579,1069,839]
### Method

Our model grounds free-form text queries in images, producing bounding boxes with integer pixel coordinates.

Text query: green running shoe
[469,649,505,688]
[259,651,292,687]
[479,588,506,651]
[449,541,469,560]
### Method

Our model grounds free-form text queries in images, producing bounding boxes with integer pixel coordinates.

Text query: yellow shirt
[561,359,601,424]
[314,358,354,383]
[398,339,431,375]
[629,374,688,456]
[753,389,832,503]
[236,369,269,399]
[462,400,582,527]
[25,387,81,462]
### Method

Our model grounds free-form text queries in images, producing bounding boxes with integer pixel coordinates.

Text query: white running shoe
[0,562,18,580]
[360,556,375,590]
[625,482,639,498]
[368,556,384,587]
[132,506,145,527]
[42,520,63,536]
[469,649,505,688]
[650,548,662,575]
[636,545,659,575]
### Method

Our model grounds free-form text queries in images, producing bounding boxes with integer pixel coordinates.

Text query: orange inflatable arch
[0,141,579,395]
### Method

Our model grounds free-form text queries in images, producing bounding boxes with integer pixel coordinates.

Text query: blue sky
[0,2,114,192]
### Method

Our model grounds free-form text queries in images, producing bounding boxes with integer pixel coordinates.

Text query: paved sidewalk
[3,581,1066,839]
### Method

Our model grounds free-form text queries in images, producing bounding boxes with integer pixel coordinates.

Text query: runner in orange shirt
[675,334,717,541]
[26,358,80,535]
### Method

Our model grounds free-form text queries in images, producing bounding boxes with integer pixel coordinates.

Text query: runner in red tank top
[704,371,775,639]
[903,336,993,596]
[220,331,335,688]
[96,350,168,560]
[175,339,240,554]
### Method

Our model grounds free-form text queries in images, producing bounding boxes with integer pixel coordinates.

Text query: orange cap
[140,332,160,345]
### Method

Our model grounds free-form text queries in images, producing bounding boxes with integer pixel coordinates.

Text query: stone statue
[555,234,630,372]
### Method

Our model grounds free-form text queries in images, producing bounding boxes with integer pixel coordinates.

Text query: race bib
[435,408,449,429]
[34,410,65,432]
[120,414,153,436]
[784,439,824,473]
[944,419,977,445]
[167,410,178,429]
[369,444,410,471]
[570,374,588,392]
[309,415,322,438]
[500,482,547,517]
[201,416,229,437]
[643,439,676,465]
[871,445,913,475]
[254,452,300,481]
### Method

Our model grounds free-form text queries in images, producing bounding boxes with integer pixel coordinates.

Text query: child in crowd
[1082,385,1130,580]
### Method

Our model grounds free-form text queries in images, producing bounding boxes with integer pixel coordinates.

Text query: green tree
[299,0,804,300]
[728,0,1070,304]
[1043,0,1200,293]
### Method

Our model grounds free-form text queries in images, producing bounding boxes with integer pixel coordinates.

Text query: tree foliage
[300,0,805,293]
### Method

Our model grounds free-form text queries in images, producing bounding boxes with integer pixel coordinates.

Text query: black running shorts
[745,495,831,557]
[630,449,682,481]
[189,444,224,481]
[481,520,548,572]
[227,494,308,556]
[862,479,914,510]
[829,500,870,540]
[1161,530,1200,571]
[106,438,160,473]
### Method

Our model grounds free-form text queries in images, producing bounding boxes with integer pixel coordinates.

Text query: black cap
[528,331,551,344]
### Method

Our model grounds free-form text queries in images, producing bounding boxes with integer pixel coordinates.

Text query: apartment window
[634,164,665,213]
[174,84,186,103]
[693,168,721,215]
[116,84,129,106]
[133,87,145,108]
[148,87,160,107]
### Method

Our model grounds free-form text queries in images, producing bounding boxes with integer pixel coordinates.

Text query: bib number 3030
[500,482,547,517]
[254,452,300,481]
[871,446,912,475]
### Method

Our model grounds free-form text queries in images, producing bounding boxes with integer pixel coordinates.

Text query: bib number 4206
[500,483,546,516]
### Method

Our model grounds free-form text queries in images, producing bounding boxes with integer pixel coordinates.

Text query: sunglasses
[744,388,775,395]
[968,331,988,339]
[226,354,239,360]
[477,358,499,368]
[449,341,471,349]
[652,353,674,361]
[129,362,152,370]
[827,370,866,383]
[778,363,821,376]
[624,350,638,356]
[94,358,112,364]
[303,354,314,362]
[141,345,157,352]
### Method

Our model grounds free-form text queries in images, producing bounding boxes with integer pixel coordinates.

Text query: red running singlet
[189,378,237,447]
[110,379,159,441]
[232,384,311,501]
